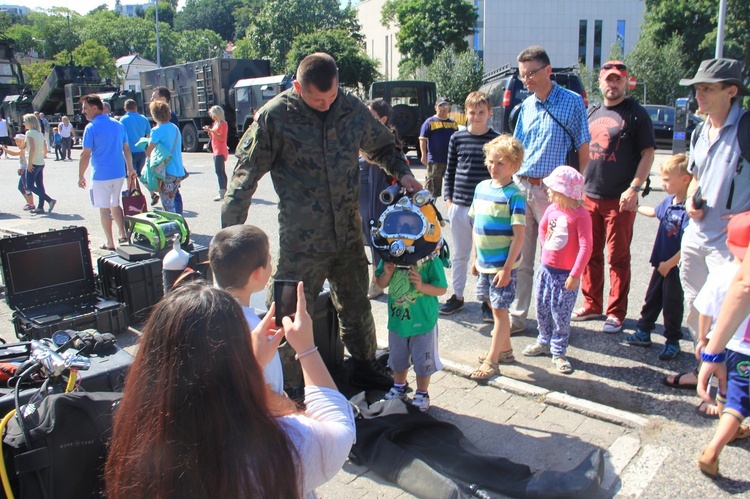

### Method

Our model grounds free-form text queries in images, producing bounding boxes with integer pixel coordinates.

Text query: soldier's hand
[399,174,422,194]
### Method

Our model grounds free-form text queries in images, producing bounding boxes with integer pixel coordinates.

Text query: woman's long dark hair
[105,281,299,498]
[367,98,404,151]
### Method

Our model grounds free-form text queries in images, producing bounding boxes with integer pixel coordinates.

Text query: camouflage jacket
[221,88,412,253]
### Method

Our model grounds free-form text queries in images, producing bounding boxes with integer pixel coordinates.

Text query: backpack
[2,391,122,499]
[690,111,750,209]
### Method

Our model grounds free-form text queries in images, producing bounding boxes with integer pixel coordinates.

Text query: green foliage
[381,0,477,70]
[71,39,121,83]
[286,29,380,90]
[20,61,54,91]
[577,65,601,106]
[144,2,176,28]
[174,0,242,41]
[625,24,688,105]
[426,47,483,107]
[0,12,14,37]
[176,29,225,63]
[244,0,362,73]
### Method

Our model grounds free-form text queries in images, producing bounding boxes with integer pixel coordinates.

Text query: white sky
[19,0,187,16]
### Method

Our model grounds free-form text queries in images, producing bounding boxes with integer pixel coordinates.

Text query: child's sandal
[470,359,499,382]
[552,356,574,374]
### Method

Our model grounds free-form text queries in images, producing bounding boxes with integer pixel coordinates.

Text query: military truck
[0,40,28,134]
[139,57,272,152]
[369,80,437,156]
[230,74,293,138]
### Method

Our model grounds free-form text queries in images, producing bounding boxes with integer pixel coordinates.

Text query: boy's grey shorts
[388,325,443,377]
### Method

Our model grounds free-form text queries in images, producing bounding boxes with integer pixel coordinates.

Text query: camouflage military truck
[140,58,272,152]
[369,80,437,157]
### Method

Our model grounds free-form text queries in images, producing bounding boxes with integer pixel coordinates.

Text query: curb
[441,358,651,429]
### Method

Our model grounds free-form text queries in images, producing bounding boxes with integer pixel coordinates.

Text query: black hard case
[12,298,128,341]
[0,343,133,416]
[97,254,163,323]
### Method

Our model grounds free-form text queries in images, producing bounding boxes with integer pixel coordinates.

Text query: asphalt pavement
[0,148,747,497]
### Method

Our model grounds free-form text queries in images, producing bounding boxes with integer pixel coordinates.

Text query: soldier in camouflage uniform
[221,53,421,388]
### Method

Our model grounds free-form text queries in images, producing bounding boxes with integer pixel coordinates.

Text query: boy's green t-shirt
[375,258,447,337]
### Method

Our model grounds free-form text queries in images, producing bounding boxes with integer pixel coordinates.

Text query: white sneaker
[383,386,406,401]
[411,392,430,412]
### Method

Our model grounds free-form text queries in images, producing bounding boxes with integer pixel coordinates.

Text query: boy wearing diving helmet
[375,232,448,412]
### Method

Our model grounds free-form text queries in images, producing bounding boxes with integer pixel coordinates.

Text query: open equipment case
[0,227,129,340]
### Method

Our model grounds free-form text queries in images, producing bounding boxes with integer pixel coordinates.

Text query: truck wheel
[391,104,418,137]
[182,123,199,152]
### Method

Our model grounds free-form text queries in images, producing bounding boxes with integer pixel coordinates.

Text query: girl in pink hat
[522,165,593,374]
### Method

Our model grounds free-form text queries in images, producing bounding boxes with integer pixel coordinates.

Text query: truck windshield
[0,63,19,85]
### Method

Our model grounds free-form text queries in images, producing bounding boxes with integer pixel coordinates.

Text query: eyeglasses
[602,63,627,71]
[518,65,548,81]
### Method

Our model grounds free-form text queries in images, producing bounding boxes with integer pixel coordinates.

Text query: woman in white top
[22,113,56,214]
[105,280,355,498]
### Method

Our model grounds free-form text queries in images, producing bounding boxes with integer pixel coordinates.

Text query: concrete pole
[716,0,727,58]
[155,0,161,68]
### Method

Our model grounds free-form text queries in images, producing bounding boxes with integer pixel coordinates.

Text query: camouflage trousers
[274,242,376,361]
[425,161,447,199]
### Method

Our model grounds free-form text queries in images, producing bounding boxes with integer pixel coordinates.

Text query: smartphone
[274,279,299,326]
[692,186,704,210]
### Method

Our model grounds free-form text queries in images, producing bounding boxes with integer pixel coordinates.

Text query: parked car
[643,104,702,150]
[479,65,588,134]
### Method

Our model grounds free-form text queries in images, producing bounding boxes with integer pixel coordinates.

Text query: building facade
[354,0,646,79]
[116,54,158,92]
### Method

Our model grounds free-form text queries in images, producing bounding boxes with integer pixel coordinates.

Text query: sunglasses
[602,63,627,71]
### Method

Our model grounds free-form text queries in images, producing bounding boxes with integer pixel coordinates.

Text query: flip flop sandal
[469,359,499,382]
[663,368,699,389]
[99,243,115,251]
[552,356,574,374]
[118,237,129,244]
[696,401,720,418]
[478,349,515,364]
[729,423,750,443]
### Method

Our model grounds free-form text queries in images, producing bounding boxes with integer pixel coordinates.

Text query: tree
[286,29,380,90]
[625,24,688,105]
[381,0,477,71]
[174,0,242,41]
[243,0,362,73]
[21,61,54,91]
[176,29,224,63]
[70,39,121,83]
[144,1,176,28]
[426,47,482,107]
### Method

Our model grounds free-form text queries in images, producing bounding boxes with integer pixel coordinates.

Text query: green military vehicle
[369,80,437,157]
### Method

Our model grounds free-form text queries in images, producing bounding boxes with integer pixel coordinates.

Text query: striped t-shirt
[469,179,526,273]
[443,128,500,206]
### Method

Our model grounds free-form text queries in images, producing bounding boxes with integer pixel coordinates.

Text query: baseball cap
[543,165,584,201]
[679,58,749,96]
[436,97,451,106]
[600,60,628,80]
[726,211,750,261]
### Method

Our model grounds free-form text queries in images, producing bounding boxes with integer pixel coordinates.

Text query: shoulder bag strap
[541,103,576,150]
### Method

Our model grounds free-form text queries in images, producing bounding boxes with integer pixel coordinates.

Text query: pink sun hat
[542,165,584,201]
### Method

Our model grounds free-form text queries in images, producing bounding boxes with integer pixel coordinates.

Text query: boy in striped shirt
[440,91,500,320]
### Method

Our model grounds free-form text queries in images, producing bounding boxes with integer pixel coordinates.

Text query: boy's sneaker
[481,302,493,323]
[658,342,681,360]
[383,386,407,401]
[621,328,652,347]
[439,294,464,315]
[411,392,430,412]
[522,342,551,357]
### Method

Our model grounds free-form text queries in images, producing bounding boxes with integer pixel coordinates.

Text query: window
[617,20,626,56]
[578,20,588,66]
[594,20,603,68]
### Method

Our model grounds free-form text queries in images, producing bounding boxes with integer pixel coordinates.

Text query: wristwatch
[629,184,642,192]
[700,348,726,363]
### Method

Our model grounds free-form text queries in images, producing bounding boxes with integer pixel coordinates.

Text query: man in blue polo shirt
[119,99,151,176]
[77,94,135,250]
[510,45,591,334]
[419,97,459,198]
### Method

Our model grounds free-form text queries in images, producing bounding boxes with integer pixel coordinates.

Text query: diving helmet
[370,186,446,267]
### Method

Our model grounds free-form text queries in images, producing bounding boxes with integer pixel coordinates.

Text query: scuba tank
[162,235,190,293]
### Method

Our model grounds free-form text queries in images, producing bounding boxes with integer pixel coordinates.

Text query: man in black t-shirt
[575,61,655,333]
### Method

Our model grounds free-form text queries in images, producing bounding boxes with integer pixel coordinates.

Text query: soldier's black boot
[351,357,394,391]
[525,449,604,498]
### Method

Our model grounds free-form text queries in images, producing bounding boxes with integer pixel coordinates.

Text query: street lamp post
[154,0,161,67]
[33,38,46,59]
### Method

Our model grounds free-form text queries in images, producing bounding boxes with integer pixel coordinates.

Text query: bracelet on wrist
[629,184,641,192]
[700,347,726,363]
[294,346,318,360]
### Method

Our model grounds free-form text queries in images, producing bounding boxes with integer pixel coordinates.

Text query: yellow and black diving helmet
[370,185,448,267]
